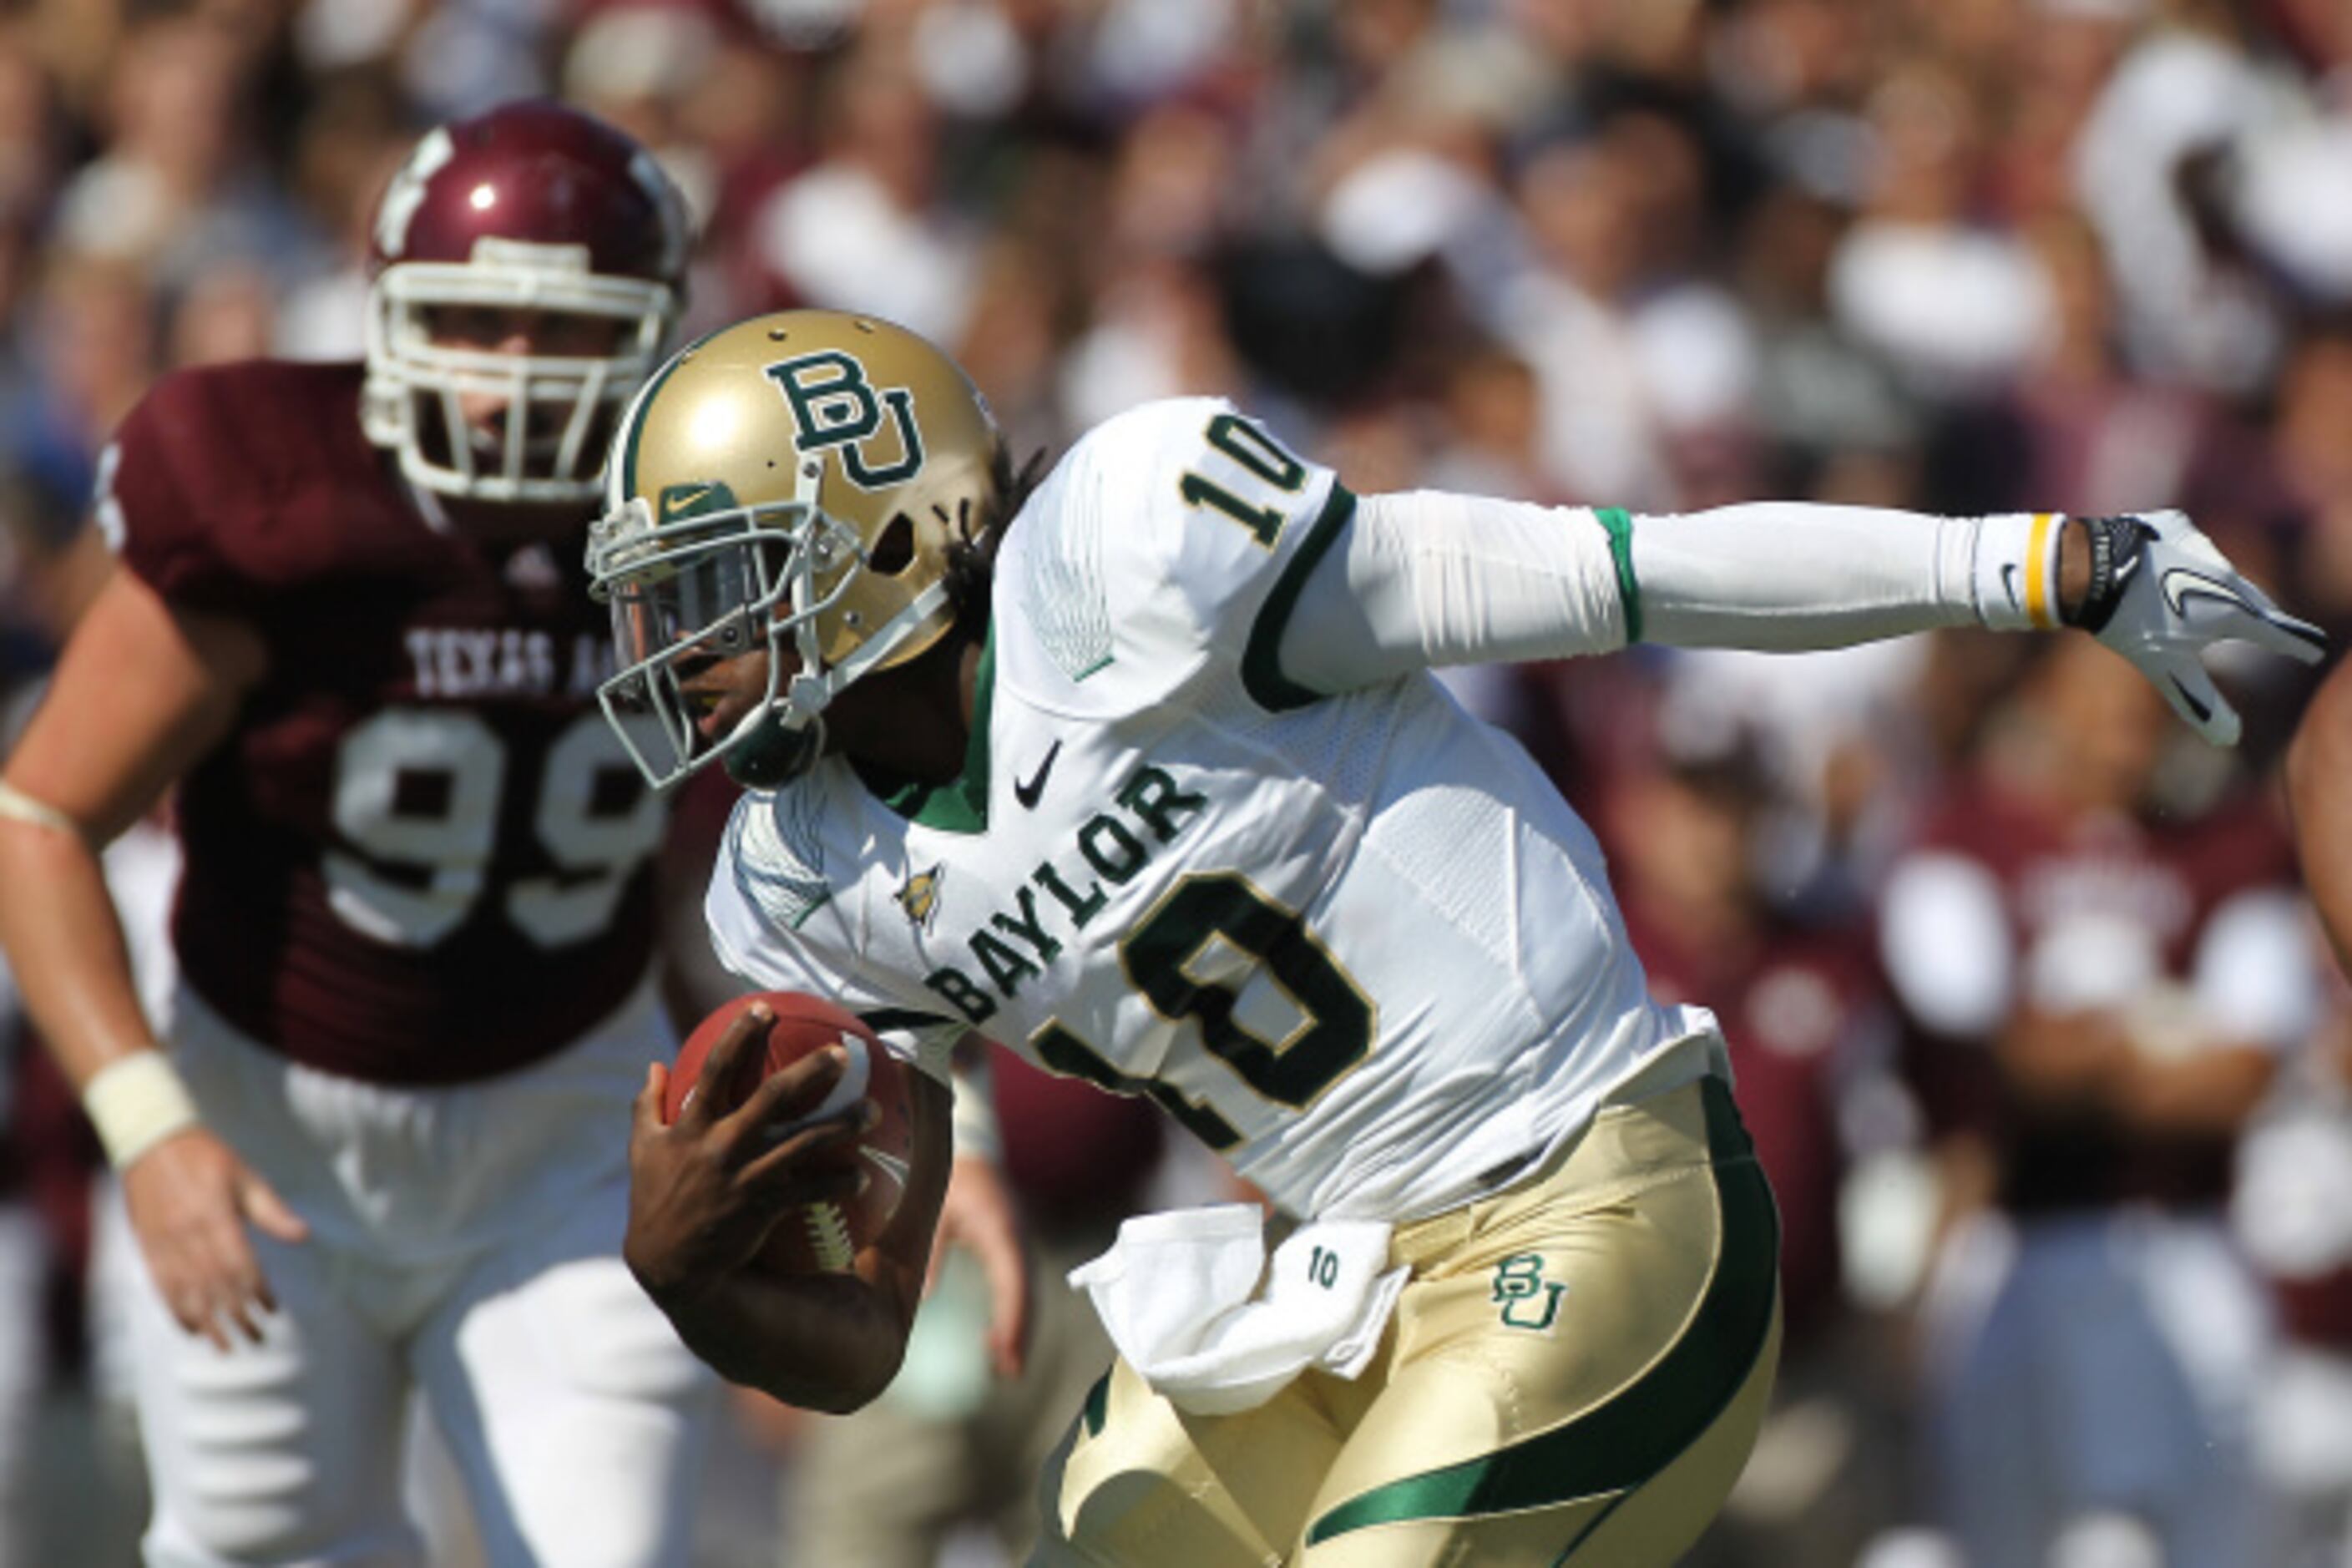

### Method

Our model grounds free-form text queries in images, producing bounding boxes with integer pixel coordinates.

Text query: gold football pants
[1033,1076,1783,1567]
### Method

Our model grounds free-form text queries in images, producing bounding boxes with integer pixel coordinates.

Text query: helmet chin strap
[725,711,826,788]
[725,579,958,788]
[721,448,958,788]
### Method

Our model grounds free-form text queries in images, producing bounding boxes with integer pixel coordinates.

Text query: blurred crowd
[4,0,2352,1564]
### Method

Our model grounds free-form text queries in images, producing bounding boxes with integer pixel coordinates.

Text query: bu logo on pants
[1492,1252,1566,1332]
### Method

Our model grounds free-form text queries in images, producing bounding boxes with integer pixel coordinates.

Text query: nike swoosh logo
[861,1146,911,1188]
[2000,563,2022,609]
[1013,741,1062,810]
[660,483,714,520]
[2160,567,2250,620]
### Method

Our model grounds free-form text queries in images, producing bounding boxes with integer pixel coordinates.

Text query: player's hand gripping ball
[662,992,915,1273]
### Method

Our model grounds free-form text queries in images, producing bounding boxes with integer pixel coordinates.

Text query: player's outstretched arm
[0,566,306,1349]
[1277,495,2319,744]
[625,1005,953,1412]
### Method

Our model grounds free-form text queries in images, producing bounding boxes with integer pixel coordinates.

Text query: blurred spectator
[273,69,415,362]
[2231,1009,2352,1568]
[50,15,313,293]
[1882,637,2320,1568]
[2,255,154,534]
[0,32,64,233]
[1828,63,2055,397]
[2072,6,2289,393]
[751,43,976,342]
[1500,119,1753,508]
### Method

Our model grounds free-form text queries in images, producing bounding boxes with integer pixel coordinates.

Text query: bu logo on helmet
[765,351,925,489]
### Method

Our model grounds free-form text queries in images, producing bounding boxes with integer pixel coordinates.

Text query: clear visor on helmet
[588,496,862,790]
[606,547,768,670]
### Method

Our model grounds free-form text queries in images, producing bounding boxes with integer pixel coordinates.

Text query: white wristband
[0,781,82,840]
[948,1055,1003,1164]
[1973,512,2066,631]
[83,1053,200,1169]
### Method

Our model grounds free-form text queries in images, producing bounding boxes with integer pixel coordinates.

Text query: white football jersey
[707,397,1724,1222]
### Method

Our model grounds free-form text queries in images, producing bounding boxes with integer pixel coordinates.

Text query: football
[662,990,916,1273]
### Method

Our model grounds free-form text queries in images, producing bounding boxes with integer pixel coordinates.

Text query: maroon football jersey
[1894,777,2298,1212]
[105,361,665,1085]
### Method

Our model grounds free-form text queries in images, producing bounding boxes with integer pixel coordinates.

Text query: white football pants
[118,980,716,1568]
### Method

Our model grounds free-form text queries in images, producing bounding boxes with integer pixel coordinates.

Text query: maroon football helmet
[362,101,690,505]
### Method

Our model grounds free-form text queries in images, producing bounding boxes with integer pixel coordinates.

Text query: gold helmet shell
[588,310,1004,788]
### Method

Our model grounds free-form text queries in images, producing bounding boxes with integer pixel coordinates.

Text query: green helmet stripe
[619,327,722,500]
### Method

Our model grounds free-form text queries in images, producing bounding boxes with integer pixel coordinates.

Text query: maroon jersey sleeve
[103,363,336,618]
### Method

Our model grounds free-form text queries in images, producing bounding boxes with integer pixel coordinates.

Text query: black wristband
[2070,514,2145,632]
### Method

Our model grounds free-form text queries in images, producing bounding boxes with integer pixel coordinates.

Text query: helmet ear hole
[869,513,915,576]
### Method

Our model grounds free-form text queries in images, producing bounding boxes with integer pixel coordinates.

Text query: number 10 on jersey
[1179,413,1308,548]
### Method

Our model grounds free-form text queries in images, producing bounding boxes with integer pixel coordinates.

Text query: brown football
[662,991,916,1273]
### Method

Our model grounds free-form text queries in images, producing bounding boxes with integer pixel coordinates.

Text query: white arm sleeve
[1277,491,2041,695]
[1631,501,1984,649]
[1276,491,1628,693]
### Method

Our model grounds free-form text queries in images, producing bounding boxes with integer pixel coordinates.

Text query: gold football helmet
[587,310,1004,789]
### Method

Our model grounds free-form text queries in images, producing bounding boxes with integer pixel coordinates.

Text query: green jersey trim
[859,1006,961,1038]
[1302,1080,1777,1548]
[1239,483,1359,713]
[1593,507,1642,645]
[853,628,997,834]
[1081,1369,1112,1439]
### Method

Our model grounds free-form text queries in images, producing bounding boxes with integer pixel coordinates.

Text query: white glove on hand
[2079,510,2324,746]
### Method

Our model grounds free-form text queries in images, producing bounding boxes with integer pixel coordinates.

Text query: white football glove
[2079,509,2324,746]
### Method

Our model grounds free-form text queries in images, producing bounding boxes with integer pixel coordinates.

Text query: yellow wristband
[1972,512,2066,632]
[83,1053,200,1169]
[2023,511,2061,630]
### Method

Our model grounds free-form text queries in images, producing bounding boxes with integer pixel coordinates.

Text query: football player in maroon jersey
[0,102,730,1566]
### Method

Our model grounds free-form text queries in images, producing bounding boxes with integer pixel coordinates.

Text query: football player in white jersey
[595,310,2321,1566]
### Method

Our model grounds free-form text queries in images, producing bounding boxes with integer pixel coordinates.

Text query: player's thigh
[130,1230,421,1568]
[1300,1133,1780,1565]
[1534,1302,1781,1568]
[413,1172,716,1568]
[1031,1355,1345,1568]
